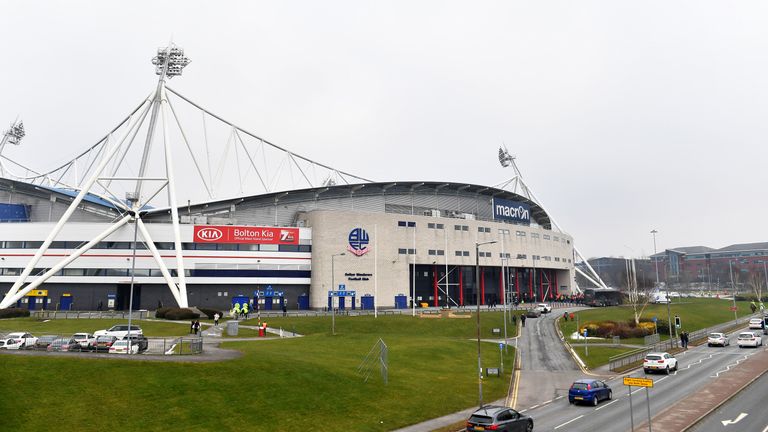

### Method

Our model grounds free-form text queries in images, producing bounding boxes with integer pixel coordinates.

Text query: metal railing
[31,310,151,320]
[0,331,203,356]
[608,314,757,371]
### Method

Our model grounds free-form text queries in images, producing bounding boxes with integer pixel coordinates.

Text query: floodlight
[3,121,24,146]
[498,147,513,167]
[152,45,191,78]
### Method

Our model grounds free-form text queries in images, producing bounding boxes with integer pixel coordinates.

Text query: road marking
[656,376,669,383]
[542,399,553,404]
[595,399,618,411]
[554,415,584,430]
[762,424,768,432]
[711,354,752,378]
[631,388,643,395]
[529,404,540,410]
[721,412,748,426]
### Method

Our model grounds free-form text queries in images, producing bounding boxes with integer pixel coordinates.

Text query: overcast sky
[2,1,768,259]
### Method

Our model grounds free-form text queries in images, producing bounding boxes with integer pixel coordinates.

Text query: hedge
[0,308,31,319]
[155,307,173,319]
[197,307,223,320]
[163,308,200,320]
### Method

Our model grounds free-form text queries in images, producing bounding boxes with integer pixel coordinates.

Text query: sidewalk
[632,348,768,432]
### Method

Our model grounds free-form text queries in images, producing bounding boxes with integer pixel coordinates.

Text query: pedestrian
[97,300,103,311]
[213,312,220,327]
[520,314,527,327]
[563,311,568,322]
[751,302,757,314]
[512,314,517,327]
[194,320,201,335]
[190,320,195,334]
[282,301,287,317]
[233,303,241,319]
[243,302,249,320]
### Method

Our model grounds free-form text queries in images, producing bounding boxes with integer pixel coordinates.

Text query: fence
[31,310,151,320]
[0,331,203,356]
[608,314,757,371]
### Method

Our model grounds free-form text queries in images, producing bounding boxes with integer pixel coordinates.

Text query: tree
[625,258,652,326]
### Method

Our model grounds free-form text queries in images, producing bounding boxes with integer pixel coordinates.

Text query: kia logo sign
[196,227,223,241]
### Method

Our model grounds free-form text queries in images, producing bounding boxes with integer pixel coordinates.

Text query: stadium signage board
[492,198,531,225]
[194,225,299,245]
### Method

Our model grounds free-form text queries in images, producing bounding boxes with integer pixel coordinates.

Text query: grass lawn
[0,311,516,432]
[572,346,638,370]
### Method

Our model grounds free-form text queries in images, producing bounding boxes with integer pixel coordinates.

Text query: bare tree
[748,272,764,302]
[626,258,652,325]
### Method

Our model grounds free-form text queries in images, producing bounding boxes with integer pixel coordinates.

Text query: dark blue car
[568,379,612,406]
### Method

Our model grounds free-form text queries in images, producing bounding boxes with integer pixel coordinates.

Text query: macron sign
[492,198,531,225]
[194,226,299,245]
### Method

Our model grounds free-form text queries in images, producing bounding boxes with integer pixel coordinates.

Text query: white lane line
[761,424,768,432]
[529,404,540,410]
[542,399,553,404]
[656,376,669,383]
[519,409,527,413]
[554,415,584,430]
[554,396,564,400]
[595,399,619,411]
[631,388,643,395]
[711,354,753,377]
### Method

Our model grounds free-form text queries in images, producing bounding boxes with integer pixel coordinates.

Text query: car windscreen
[709,334,723,338]
[468,415,493,424]
[571,383,589,390]
[645,355,661,360]
[739,333,754,338]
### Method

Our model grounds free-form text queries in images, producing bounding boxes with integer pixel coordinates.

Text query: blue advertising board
[492,197,531,225]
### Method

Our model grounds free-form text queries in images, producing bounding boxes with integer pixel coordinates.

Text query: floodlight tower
[497,146,608,292]
[0,120,25,177]
[0,45,193,310]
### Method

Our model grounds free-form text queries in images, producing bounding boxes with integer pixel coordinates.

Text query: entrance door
[60,295,73,310]
[116,284,142,310]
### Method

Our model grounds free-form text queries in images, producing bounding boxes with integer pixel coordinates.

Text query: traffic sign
[730,306,738,312]
[499,343,504,350]
[623,377,653,388]
[652,316,657,323]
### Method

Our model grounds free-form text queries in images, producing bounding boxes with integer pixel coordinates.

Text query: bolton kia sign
[193,225,299,245]
[492,198,531,225]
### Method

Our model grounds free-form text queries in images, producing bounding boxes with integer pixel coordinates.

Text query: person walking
[563,311,568,322]
[512,314,517,327]
[282,301,287,317]
[213,312,220,327]
[520,314,527,327]
[194,320,201,335]
[190,320,195,334]
[242,302,249,320]
[232,303,241,319]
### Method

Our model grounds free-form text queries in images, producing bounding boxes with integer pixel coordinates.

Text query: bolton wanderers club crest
[347,228,370,256]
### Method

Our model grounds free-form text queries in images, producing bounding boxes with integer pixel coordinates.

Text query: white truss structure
[0,44,372,309]
[496,146,607,292]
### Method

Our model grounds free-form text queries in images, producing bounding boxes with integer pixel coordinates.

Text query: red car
[47,338,80,352]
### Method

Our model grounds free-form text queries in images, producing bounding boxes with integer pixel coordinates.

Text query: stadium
[0,45,590,313]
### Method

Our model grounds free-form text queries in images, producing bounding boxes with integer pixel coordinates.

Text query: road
[514,308,587,409]
[515,335,767,431]
[689,369,768,432]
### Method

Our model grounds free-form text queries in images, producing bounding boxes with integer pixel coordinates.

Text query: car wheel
[707,343,711,347]
[665,366,670,375]
[525,421,533,432]
[607,390,612,400]
[644,369,650,374]
[673,363,678,371]
[592,396,599,406]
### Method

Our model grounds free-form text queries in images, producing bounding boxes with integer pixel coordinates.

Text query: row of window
[0,241,311,253]
[0,267,311,277]
[396,250,571,262]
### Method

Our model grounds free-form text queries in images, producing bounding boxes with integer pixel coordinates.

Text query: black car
[466,405,533,432]
[525,309,542,318]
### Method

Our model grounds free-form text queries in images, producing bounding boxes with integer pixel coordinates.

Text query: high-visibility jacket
[233,304,241,313]
[242,304,249,313]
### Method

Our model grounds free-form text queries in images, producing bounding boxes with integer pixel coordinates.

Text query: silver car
[707,333,729,347]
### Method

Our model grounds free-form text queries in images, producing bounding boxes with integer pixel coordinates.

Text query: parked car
[94,336,118,352]
[737,332,763,348]
[643,352,678,374]
[122,334,149,352]
[5,332,38,349]
[525,309,542,318]
[94,325,143,339]
[47,338,80,352]
[466,405,533,432]
[73,333,97,350]
[34,335,59,349]
[763,316,768,335]
[0,338,21,350]
[109,340,139,354]
[568,379,612,406]
[707,333,729,347]
[535,303,551,314]
[748,318,764,330]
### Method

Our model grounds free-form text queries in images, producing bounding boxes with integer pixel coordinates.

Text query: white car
[0,338,21,349]
[94,325,143,339]
[737,332,763,348]
[748,318,764,330]
[5,332,38,349]
[109,340,139,354]
[535,303,552,314]
[643,352,678,374]
[72,333,97,350]
[707,333,729,347]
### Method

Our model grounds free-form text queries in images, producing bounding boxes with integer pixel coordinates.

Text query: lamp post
[331,252,345,335]
[476,240,497,407]
[651,230,673,340]
[126,192,139,354]
[650,230,660,286]
[729,260,738,322]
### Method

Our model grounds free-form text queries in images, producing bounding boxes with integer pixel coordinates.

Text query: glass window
[407,221,416,227]
[462,226,469,231]
[437,250,444,256]
[428,249,437,255]
[62,268,84,276]
[154,242,174,250]
[105,269,127,276]
[455,225,462,230]
[484,227,491,233]
[26,241,44,249]
[260,244,279,252]
[50,241,67,249]
[516,231,526,237]
[428,223,435,229]
[398,248,407,255]
[279,245,300,252]
[398,221,407,227]
[463,251,470,257]
[4,241,24,248]
[407,248,416,254]
[298,245,312,252]
[455,251,463,256]
[478,227,485,232]
[543,235,550,240]
[195,243,217,250]
[240,244,260,251]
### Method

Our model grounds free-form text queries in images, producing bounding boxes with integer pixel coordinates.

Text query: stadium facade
[0,178,575,311]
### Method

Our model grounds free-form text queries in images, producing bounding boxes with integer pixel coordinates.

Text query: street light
[651,229,673,341]
[475,240,497,407]
[331,253,345,335]
[650,230,660,285]
[729,260,738,322]
[126,192,139,354]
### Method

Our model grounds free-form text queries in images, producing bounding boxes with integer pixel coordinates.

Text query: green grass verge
[572,346,638,370]
[1,312,516,432]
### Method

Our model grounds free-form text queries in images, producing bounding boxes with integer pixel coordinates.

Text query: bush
[197,307,223,320]
[0,308,30,319]
[163,308,200,320]
[155,307,173,319]
[582,319,656,339]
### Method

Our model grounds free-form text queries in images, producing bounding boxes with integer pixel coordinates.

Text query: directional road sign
[623,377,653,388]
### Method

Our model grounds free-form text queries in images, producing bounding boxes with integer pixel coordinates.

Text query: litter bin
[226,320,239,336]
[258,326,265,337]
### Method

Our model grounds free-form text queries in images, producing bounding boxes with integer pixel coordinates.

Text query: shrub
[164,308,200,320]
[155,307,173,319]
[0,308,30,319]
[582,319,656,339]
[197,307,223,320]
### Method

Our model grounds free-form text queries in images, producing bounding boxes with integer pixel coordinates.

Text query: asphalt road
[514,309,586,409]
[515,334,767,431]
[689,369,768,432]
